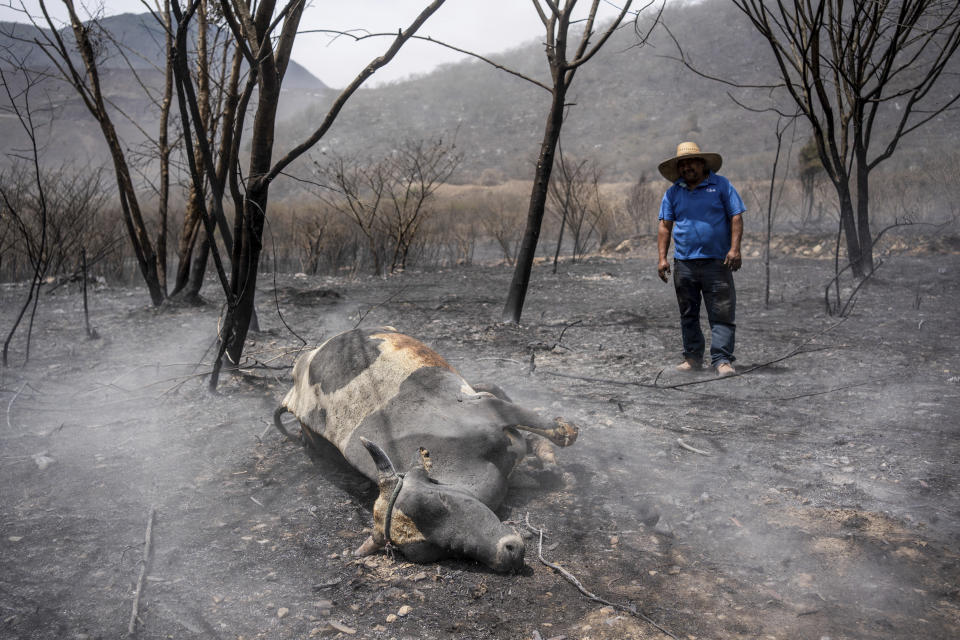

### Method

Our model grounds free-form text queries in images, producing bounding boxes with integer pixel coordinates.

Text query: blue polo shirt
[658,171,745,260]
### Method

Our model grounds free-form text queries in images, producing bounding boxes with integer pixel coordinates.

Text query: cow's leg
[470,383,513,402]
[483,398,578,447]
[294,407,328,452]
[299,421,325,451]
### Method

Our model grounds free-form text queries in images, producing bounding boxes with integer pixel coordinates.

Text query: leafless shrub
[472,189,526,266]
[297,216,365,276]
[624,172,660,236]
[0,164,120,282]
[870,161,960,231]
[313,138,462,275]
[548,154,609,264]
[422,212,478,268]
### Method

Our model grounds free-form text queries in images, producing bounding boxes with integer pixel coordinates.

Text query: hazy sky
[1,1,639,87]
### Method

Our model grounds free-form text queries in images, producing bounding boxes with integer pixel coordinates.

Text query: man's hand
[657,219,674,282]
[724,249,742,271]
[658,258,671,282]
[725,214,743,271]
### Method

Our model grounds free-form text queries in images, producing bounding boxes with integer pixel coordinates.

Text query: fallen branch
[554,319,582,351]
[6,381,27,430]
[537,317,848,392]
[677,438,711,456]
[353,286,409,329]
[655,318,847,390]
[836,259,885,317]
[476,357,525,366]
[774,375,892,401]
[536,369,639,387]
[128,506,155,636]
[524,514,677,639]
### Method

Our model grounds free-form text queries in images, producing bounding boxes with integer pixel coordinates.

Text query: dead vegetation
[1,248,959,639]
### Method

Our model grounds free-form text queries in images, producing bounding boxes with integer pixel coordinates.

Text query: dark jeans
[673,258,736,366]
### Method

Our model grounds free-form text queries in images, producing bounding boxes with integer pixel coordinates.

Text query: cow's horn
[359,437,398,481]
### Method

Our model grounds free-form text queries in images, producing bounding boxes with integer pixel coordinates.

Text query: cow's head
[354,437,525,573]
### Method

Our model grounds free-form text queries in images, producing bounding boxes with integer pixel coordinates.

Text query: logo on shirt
[706,187,717,193]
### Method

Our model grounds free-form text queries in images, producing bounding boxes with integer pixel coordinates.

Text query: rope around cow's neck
[383,473,405,548]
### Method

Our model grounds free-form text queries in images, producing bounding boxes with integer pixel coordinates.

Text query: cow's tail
[273,405,301,444]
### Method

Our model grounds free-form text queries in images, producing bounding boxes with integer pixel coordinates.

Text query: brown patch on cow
[372,493,426,547]
[418,447,433,473]
[372,332,455,372]
[385,511,427,546]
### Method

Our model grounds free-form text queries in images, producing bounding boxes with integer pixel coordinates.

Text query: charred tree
[30,0,165,305]
[502,0,638,323]
[0,65,50,366]
[164,0,449,388]
[732,0,960,278]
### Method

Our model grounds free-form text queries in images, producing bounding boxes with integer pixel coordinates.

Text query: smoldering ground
[1,246,959,639]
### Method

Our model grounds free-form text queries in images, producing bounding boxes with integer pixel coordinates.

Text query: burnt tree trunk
[854,142,873,275]
[171,189,204,297]
[501,0,633,323]
[503,80,569,323]
[61,0,165,305]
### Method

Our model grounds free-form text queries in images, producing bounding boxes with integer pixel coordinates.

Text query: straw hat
[658,141,723,182]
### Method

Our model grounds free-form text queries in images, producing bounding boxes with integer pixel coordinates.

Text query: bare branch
[299,29,553,91]
[267,0,448,182]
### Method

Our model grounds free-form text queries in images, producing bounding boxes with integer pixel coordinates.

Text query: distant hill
[0,11,326,170]
[1,1,956,185]
[282,0,958,183]
[0,12,326,85]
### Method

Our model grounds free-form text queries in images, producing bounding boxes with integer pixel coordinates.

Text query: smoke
[3,253,956,637]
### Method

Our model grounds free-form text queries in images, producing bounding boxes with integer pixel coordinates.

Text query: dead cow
[273,327,578,572]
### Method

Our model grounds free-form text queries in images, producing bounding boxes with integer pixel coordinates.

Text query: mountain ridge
[1,1,956,185]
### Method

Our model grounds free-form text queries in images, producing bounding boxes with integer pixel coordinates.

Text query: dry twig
[677,438,711,456]
[6,381,27,430]
[523,514,677,639]
[353,287,409,328]
[128,507,155,636]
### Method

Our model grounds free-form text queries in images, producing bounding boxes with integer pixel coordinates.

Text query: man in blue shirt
[656,142,745,377]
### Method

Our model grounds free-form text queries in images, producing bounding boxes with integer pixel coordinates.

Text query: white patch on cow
[283,331,474,453]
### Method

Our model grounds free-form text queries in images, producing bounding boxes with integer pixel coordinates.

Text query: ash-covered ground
[1,241,959,639]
